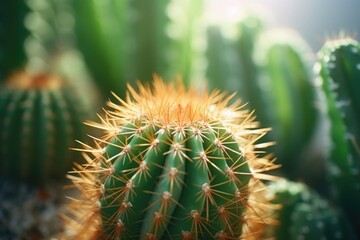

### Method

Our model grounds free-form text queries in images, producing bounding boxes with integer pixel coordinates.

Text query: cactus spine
[65,78,277,239]
[0,71,91,181]
[316,37,360,232]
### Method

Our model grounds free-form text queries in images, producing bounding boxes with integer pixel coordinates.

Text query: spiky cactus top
[65,77,277,239]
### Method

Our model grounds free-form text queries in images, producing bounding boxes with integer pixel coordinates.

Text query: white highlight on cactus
[168,167,178,178]
[336,99,351,109]
[202,183,211,193]
[327,62,336,69]
[162,191,172,201]
[356,63,360,70]
[316,221,324,229]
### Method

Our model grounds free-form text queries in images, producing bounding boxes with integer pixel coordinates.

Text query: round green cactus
[315,36,360,233]
[266,179,357,240]
[64,78,277,239]
[0,70,91,181]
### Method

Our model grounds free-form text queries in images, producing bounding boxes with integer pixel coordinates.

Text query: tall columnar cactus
[316,37,360,232]
[266,179,357,240]
[0,70,91,181]
[253,29,318,178]
[206,10,265,108]
[64,78,277,239]
[73,0,203,100]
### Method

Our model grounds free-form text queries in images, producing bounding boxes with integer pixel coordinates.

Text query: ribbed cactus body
[254,29,317,177]
[267,179,357,240]
[0,71,90,181]
[65,78,276,239]
[316,37,360,230]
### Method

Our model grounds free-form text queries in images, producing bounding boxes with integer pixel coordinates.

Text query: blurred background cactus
[1,0,360,239]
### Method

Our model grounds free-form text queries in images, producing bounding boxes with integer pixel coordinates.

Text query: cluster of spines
[0,71,89,181]
[64,79,277,239]
[266,179,357,240]
[315,37,360,232]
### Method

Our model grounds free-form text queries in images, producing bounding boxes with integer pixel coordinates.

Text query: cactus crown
[5,71,62,90]
[65,77,277,239]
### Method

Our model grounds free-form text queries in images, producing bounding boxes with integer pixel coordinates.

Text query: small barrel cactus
[65,78,277,239]
[266,179,357,240]
[0,70,91,181]
[315,37,360,232]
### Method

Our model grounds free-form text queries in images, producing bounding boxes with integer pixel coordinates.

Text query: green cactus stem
[266,179,357,240]
[316,37,360,232]
[73,0,203,100]
[0,70,91,181]
[205,10,265,107]
[64,78,278,239]
[253,29,318,178]
[0,0,30,79]
[0,0,75,79]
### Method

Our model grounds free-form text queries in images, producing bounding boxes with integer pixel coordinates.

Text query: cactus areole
[67,77,276,239]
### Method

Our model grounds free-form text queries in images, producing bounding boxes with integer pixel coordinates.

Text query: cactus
[64,78,277,239]
[205,13,318,179]
[0,0,75,79]
[206,10,265,108]
[315,37,360,232]
[266,179,357,240]
[0,0,30,79]
[0,70,92,181]
[252,29,318,178]
[73,0,203,100]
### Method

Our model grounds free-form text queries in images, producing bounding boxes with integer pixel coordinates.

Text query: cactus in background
[253,29,318,178]
[64,78,277,239]
[316,37,360,233]
[266,179,357,240]
[0,1,30,79]
[206,10,265,108]
[0,70,91,181]
[0,0,76,79]
[205,12,318,180]
[73,0,203,100]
